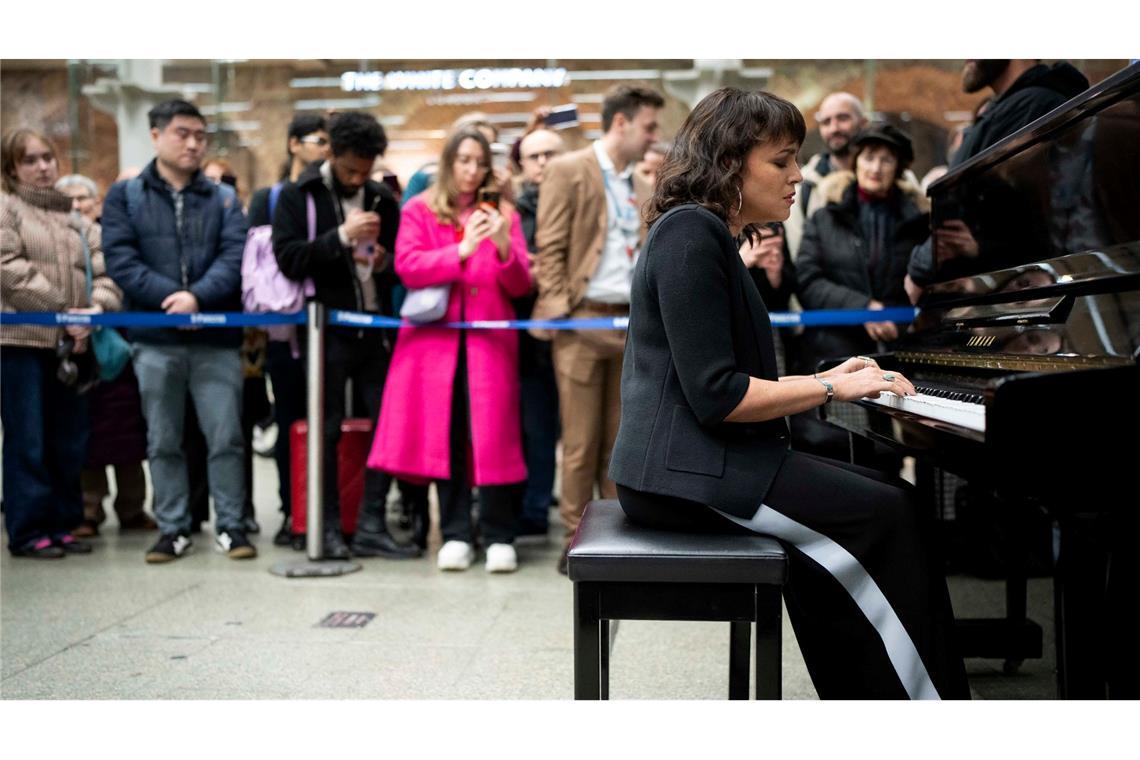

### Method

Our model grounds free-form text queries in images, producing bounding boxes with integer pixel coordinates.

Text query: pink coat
[367,194,533,485]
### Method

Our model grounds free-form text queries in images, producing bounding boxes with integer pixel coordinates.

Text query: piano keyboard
[864,390,986,433]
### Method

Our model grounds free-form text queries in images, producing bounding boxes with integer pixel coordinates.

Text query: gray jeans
[133,343,245,535]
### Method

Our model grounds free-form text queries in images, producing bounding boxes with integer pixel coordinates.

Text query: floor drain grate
[317,612,375,629]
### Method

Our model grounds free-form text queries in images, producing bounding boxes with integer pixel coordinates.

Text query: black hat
[852,122,914,167]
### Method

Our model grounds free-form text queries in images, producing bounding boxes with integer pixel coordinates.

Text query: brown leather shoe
[119,514,158,532]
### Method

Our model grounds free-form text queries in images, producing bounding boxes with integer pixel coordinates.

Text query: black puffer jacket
[796,171,929,368]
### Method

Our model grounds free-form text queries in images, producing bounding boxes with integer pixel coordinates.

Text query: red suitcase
[290,418,373,536]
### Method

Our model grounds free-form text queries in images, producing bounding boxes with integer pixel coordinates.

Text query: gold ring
[882,373,896,381]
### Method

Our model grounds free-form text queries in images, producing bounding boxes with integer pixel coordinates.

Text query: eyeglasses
[300,135,329,146]
[523,150,560,162]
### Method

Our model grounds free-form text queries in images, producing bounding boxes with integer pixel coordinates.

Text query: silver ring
[857,355,874,367]
[882,373,896,381]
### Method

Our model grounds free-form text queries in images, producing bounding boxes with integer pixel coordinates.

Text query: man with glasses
[102,99,252,563]
[511,129,565,540]
[247,115,330,227]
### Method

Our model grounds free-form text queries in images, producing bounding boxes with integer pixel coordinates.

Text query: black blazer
[609,204,790,519]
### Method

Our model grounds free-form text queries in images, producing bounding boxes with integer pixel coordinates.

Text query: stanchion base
[269,560,363,578]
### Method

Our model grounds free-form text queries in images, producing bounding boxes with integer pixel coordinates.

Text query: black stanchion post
[270,304,361,578]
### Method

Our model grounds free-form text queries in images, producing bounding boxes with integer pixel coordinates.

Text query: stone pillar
[662,60,773,109]
[82,60,184,174]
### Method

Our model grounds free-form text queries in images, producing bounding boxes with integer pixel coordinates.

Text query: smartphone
[544,104,580,130]
[477,188,500,212]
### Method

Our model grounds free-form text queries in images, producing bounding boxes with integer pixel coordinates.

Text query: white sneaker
[437,540,475,571]
[484,543,518,573]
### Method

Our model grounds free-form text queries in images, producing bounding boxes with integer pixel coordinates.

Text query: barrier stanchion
[270,302,361,578]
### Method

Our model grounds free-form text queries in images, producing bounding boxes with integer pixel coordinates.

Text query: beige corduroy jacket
[1,185,122,350]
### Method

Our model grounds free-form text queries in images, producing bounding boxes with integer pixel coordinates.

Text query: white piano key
[864,391,987,433]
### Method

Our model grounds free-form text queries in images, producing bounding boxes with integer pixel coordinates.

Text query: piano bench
[567,499,788,699]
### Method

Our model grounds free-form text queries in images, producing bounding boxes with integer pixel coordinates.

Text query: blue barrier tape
[1,306,917,330]
[0,311,307,328]
[328,306,917,330]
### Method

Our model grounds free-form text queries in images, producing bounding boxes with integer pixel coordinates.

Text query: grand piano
[821,61,1140,698]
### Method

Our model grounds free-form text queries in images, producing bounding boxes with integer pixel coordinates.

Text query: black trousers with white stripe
[617,450,970,699]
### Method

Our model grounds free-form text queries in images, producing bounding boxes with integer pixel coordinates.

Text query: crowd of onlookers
[1,60,1090,572]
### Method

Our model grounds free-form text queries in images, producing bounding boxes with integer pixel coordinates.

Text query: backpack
[240,183,316,341]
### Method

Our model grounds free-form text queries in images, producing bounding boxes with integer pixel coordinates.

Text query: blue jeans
[519,359,560,527]
[132,343,245,535]
[1,347,89,548]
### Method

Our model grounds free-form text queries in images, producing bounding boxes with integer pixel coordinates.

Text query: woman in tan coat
[1,128,122,558]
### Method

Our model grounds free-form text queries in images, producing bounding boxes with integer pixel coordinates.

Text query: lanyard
[601,169,641,259]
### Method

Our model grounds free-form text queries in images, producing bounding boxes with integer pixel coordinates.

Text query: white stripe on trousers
[716,503,941,700]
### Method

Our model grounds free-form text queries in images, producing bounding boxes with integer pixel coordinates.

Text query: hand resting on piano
[724,355,917,424]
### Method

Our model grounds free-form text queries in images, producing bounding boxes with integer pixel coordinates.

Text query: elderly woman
[2,130,122,558]
[368,128,532,573]
[608,89,967,698]
[795,122,929,368]
[54,174,154,537]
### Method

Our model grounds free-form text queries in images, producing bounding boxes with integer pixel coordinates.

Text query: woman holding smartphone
[368,128,532,573]
[608,89,968,698]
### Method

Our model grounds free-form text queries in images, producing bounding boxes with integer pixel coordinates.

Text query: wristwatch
[814,375,834,404]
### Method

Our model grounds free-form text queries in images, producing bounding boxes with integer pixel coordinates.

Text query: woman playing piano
[608,88,970,699]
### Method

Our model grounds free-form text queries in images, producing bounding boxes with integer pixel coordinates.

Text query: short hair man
[101,99,253,563]
[511,128,566,539]
[533,83,664,572]
[272,111,421,561]
[516,128,565,248]
[784,92,867,257]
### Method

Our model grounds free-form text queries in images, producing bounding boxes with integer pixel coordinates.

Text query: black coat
[609,205,790,520]
[271,162,400,315]
[796,178,928,369]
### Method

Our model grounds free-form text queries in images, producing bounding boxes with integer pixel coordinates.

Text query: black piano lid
[925,62,1140,285]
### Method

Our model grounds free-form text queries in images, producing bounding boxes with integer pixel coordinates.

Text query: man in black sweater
[272,111,420,560]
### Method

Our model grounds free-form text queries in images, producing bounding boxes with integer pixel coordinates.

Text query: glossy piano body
[821,62,1140,698]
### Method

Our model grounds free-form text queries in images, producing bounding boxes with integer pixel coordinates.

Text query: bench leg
[599,619,610,700]
[574,582,601,699]
[729,620,751,699]
[754,585,782,700]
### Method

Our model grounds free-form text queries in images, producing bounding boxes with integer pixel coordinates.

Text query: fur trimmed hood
[814,169,929,213]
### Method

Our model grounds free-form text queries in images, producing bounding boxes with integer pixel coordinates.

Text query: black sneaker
[216,529,257,559]
[145,533,193,564]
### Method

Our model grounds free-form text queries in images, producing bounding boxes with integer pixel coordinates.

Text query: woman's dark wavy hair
[648,88,805,243]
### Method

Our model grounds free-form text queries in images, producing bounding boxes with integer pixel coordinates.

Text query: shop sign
[341,67,568,92]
